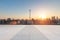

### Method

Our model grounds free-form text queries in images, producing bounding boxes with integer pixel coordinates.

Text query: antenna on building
[29,9,31,19]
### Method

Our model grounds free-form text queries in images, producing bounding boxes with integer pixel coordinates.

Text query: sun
[39,14,47,19]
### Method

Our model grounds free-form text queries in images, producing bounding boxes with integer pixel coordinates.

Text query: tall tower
[29,9,31,19]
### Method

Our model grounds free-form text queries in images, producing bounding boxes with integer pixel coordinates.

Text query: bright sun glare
[39,11,47,19]
[40,14,46,19]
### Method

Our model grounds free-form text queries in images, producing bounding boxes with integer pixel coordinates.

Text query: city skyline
[0,0,60,19]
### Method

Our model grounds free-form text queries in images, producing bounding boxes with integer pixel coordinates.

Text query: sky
[0,0,60,19]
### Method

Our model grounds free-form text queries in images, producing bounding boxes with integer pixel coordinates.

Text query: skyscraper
[29,9,31,19]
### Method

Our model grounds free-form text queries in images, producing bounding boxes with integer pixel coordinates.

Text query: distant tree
[7,18,11,24]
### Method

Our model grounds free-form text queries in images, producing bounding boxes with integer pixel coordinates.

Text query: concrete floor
[0,25,60,40]
[11,25,48,40]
